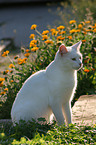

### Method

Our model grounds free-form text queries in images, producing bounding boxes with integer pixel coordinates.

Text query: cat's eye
[72,58,76,61]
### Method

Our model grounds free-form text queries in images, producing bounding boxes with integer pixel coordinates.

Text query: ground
[0,95,96,126]
[72,95,96,125]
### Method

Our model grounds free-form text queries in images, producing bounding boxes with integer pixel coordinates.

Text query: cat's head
[56,41,83,71]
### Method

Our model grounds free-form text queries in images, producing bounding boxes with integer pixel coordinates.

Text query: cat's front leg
[50,102,65,125]
[62,102,72,126]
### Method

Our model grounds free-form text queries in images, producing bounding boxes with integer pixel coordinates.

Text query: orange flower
[0,81,4,87]
[85,21,90,24]
[57,25,65,30]
[42,35,48,40]
[70,29,76,33]
[4,88,8,91]
[93,28,96,33]
[92,23,96,28]
[5,70,9,74]
[84,60,88,63]
[82,40,86,43]
[78,24,83,29]
[76,29,81,32]
[51,30,58,36]
[0,91,6,95]
[31,24,37,30]
[83,31,87,35]
[24,53,30,57]
[30,40,37,44]
[10,80,14,83]
[29,34,35,39]
[0,78,5,82]
[57,36,65,40]
[50,28,56,32]
[31,47,39,51]
[2,50,9,57]
[30,42,37,48]
[69,20,76,24]
[59,31,66,34]
[45,40,53,44]
[42,30,49,35]
[92,68,95,71]
[68,36,72,39]
[9,64,15,68]
[84,69,90,73]
[17,58,27,65]
[26,49,30,52]
[86,29,92,32]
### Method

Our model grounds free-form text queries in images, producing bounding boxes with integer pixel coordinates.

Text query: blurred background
[0,0,96,50]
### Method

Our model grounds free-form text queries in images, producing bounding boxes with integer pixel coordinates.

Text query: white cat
[11,41,83,126]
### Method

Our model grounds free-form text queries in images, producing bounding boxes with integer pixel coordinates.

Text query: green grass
[0,119,96,144]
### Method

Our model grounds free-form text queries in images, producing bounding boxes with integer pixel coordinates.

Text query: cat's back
[19,70,47,95]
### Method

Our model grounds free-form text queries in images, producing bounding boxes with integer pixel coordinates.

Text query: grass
[0,120,96,144]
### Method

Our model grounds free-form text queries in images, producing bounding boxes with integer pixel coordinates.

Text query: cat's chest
[48,74,76,98]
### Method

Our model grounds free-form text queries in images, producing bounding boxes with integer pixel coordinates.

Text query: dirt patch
[72,95,96,125]
[0,95,96,126]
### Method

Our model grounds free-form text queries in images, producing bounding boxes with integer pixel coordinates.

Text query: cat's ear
[59,44,68,56]
[72,41,82,51]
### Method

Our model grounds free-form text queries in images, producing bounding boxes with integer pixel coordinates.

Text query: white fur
[11,41,82,125]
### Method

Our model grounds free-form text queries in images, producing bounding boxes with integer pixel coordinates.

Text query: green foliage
[0,18,96,119]
[0,120,96,144]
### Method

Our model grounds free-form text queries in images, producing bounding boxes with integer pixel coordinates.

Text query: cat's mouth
[73,63,83,71]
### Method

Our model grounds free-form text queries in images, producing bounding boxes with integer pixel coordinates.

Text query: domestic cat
[11,41,83,126]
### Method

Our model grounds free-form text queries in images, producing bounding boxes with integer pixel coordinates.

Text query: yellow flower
[42,35,48,40]
[57,36,65,40]
[68,36,72,39]
[69,20,76,24]
[4,88,8,91]
[93,28,96,33]
[42,30,49,35]
[85,21,90,24]
[57,25,65,30]
[9,64,15,68]
[31,47,39,51]
[24,53,30,57]
[70,29,76,33]
[29,34,35,39]
[31,24,37,30]
[0,78,5,82]
[78,24,83,29]
[45,40,53,44]
[2,50,9,57]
